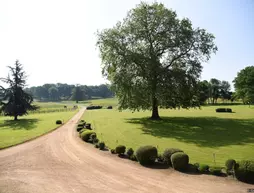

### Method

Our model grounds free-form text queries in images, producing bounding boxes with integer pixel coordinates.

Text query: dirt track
[0,108,253,193]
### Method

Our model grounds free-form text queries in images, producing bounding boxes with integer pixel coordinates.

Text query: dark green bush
[80,120,85,122]
[56,120,62,124]
[216,108,232,113]
[80,130,96,142]
[99,142,105,150]
[198,164,209,173]
[85,123,91,130]
[93,138,99,144]
[79,128,88,134]
[187,164,199,173]
[209,166,222,176]
[225,159,236,170]
[126,148,134,157]
[89,133,97,140]
[77,123,85,127]
[171,152,189,171]
[225,159,236,175]
[136,146,158,165]
[162,148,183,165]
[77,126,84,132]
[130,154,137,161]
[235,160,254,184]
[115,145,126,155]
[94,144,99,148]
[110,149,116,154]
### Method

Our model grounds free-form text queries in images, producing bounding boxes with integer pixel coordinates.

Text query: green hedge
[171,152,189,171]
[235,160,254,184]
[162,148,183,165]
[136,146,158,165]
[80,130,96,142]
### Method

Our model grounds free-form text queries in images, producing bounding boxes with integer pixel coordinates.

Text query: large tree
[71,85,84,103]
[234,66,254,104]
[0,60,38,120]
[96,2,217,119]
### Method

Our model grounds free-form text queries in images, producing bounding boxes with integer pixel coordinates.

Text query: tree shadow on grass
[0,119,39,130]
[125,117,254,147]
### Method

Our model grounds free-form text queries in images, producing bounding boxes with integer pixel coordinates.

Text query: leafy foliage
[171,152,189,171]
[234,160,254,184]
[99,142,105,150]
[225,159,236,170]
[126,148,134,157]
[80,130,96,142]
[162,148,183,165]
[0,60,38,120]
[198,164,209,173]
[115,145,126,155]
[96,2,217,119]
[56,120,62,124]
[136,146,158,165]
[209,166,222,176]
[234,66,254,104]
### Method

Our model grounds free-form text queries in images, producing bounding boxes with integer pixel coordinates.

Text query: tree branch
[164,41,195,69]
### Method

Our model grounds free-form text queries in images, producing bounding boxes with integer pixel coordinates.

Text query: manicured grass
[0,110,77,149]
[84,105,254,166]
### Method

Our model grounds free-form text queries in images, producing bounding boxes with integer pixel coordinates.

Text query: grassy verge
[0,110,77,149]
[83,105,254,166]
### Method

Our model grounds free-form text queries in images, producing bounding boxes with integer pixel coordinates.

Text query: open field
[80,98,118,107]
[83,103,254,166]
[0,109,77,149]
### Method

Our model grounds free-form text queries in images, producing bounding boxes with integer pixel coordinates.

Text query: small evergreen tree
[0,60,38,120]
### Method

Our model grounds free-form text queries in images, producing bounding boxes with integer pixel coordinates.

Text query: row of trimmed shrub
[76,120,107,151]
[76,121,253,184]
[86,105,113,110]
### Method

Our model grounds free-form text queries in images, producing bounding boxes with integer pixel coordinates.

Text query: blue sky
[0,0,253,89]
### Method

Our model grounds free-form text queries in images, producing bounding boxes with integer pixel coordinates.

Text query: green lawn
[0,110,77,149]
[83,104,254,166]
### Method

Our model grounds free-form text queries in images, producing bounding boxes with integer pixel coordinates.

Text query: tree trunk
[14,115,18,121]
[151,97,160,120]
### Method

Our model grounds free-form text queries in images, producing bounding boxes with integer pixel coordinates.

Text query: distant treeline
[25,83,114,101]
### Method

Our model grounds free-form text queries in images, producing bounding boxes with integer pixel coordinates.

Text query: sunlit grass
[83,104,254,166]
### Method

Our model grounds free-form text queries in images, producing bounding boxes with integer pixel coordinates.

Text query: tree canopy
[0,60,38,120]
[234,66,254,104]
[96,2,217,119]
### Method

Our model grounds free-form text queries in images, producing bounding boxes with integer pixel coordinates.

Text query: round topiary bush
[198,164,209,173]
[126,148,134,157]
[171,152,189,171]
[99,142,105,150]
[162,148,183,165]
[115,145,126,155]
[235,160,254,184]
[136,146,158,165]
[80,130,96,142]
[56,120,62,124]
